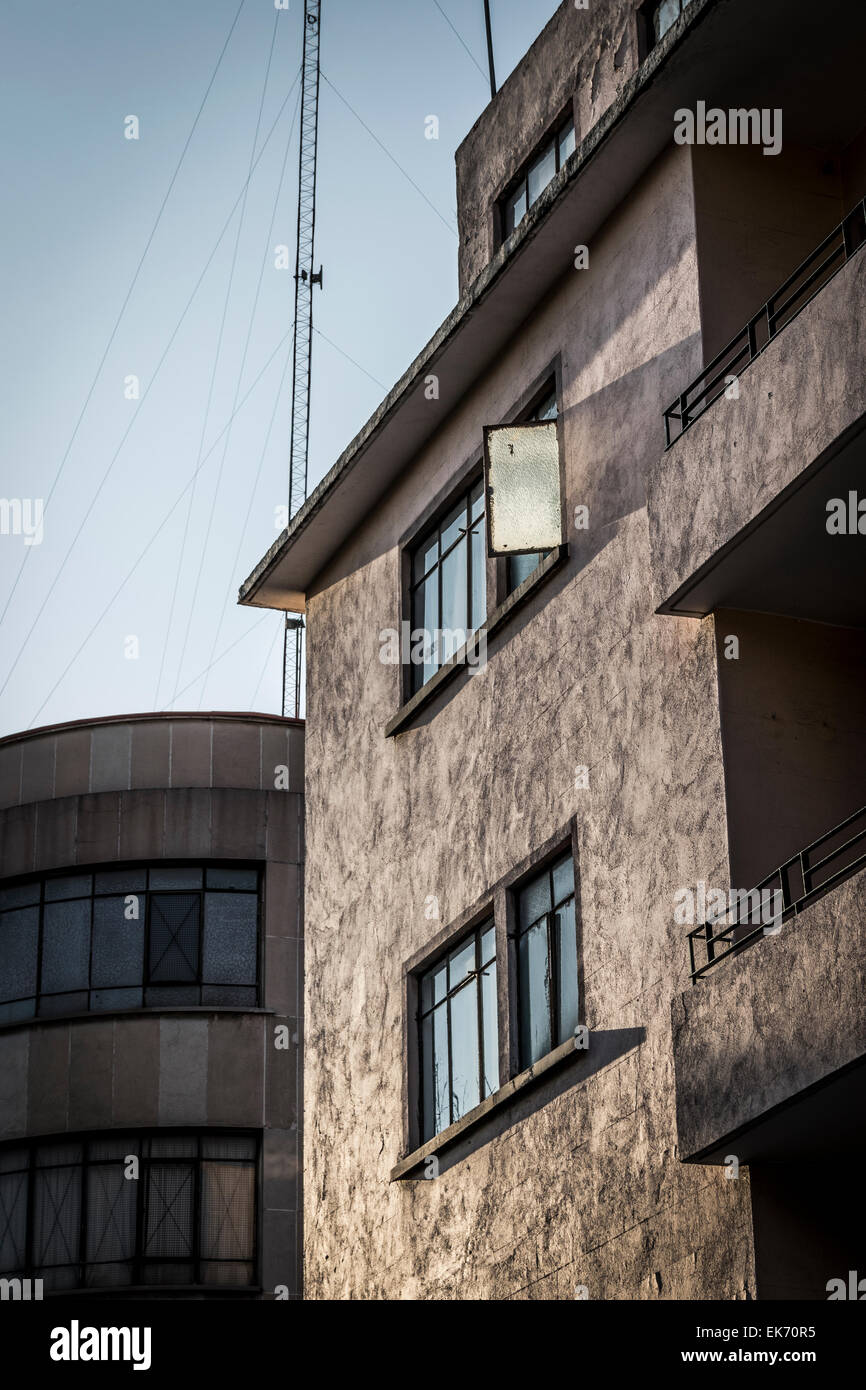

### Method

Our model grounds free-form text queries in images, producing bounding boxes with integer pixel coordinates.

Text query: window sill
[390,1030,587,1180]
[385,543,569,737]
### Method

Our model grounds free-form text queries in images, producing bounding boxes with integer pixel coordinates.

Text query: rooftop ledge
[238,0,728,613]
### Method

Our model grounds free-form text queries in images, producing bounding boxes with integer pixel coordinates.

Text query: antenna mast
[283,0,322,718]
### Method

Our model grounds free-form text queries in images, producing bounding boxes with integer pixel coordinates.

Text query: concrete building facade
[241,0,866,1299]
[0,712,303,1299]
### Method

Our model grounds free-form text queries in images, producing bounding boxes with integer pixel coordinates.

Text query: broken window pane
[485,421,562,556]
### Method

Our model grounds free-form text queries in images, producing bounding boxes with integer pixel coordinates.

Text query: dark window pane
[427,1005,450,1138]
[654,0,682,42]
[532,390,558,422]
[411,570,439,693]
[44,874,92,901]
[470,477,485,521]
[469,519,486,631]
[142,1261,194,1285]
[440,536,468,662]
[558,118,576,166]
[507,183,527,234]
[556,900,580,1044]
[94,869,147,895]
[440,496,467,554]
[200,1160,255,1260]
[92,895,144,988]
[86,1162,137,1267]
[148,868,203,891]
[203,893,257,986]
[144,1164,195,1257]
[41,899,91,993]
[205,868,258,892]
[201,1137,256,1161]
[508,553,542,591]
[0,1169,28,1273]
[202,1260,253,1286]
[528,139,556,205]
[144,985,199,1007]
[552,855,574,906]
[0,906,39,1003]
[0,881,40,910]
[519,871,551,931]
[449,982,480,1121]
[519,918,551,1066]
[85,1260,134,1288]
[148,894,200,982]
[149,1137,197,1158]
[479,924,496,968]
[412,531,439,584]
[480,957,499,1099]
[200,985,257,1007]
[447,936,476,991]
[91,987,142,1013]
[0,999,35,1024]
[38,991,89,1017]
[420,959,446,1013]
[32,1161,82,1269]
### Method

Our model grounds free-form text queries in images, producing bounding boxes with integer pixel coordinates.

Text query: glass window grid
[414,848,579,1144]
[503,113,576,238]
[516,854,577,1069]
[0,1131,258,1290]
[505,384,559,595]
[409,477,486,695]
[0,865,261,1021]
[418,922,497,1141]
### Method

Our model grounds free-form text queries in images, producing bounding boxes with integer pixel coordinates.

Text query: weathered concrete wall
[671,867,866,1162]
[455,0,642,295]
[647,246,866,611]
[0,713,304,1298]
[714,611,866,888]
[302,143,757,1299]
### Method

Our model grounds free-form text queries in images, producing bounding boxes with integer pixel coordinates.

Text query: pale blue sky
[0,0,559,734]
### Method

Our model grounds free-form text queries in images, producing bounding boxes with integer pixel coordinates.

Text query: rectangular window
[410,835,581,1150]
[408,478,486,694]
[502,112,575,238]
[419,922,498,1141]
[641,0,684,52]
[505,384,559,596]
[0,1132,257,1291]
[0,864,261,1023]
[517,854,578,1069]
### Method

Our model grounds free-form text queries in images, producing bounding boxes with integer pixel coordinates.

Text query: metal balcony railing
[664,196,866,447]
[687,804,866,982]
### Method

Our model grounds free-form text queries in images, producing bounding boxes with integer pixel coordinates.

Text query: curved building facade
[0,712,303,1299]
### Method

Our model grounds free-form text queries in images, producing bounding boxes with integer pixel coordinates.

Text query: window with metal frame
[0,865,261,1023]
[418,922,498,1142]
[505,385,559,594]
[408,477,486,694]
[0,1131,258,1292]
[502,112,576,239]
[641,0,685,51]
[516,853,579,1068]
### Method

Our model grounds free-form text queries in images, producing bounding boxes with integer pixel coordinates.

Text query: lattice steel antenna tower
[283,0,322,718]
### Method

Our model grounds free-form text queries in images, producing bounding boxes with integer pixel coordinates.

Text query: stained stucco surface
[301,143,757,1299]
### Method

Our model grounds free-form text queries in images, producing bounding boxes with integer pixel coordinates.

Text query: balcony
[647,207,866,625]
[672,862,866,1168]
[687,804,866,981]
